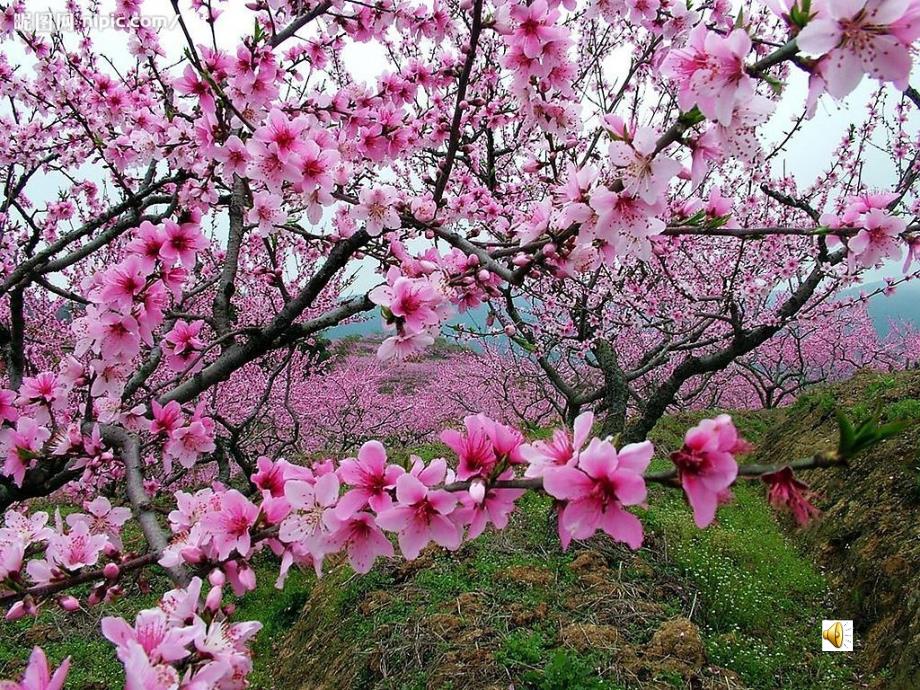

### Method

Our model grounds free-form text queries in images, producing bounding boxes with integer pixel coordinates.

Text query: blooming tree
[0,0,918,685]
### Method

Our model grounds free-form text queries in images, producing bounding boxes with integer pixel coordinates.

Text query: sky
[5,0,917,310]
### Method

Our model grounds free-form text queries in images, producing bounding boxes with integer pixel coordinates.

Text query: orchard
[0,0,918,687]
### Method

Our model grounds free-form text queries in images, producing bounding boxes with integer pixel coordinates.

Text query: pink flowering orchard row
[1,411,824,688]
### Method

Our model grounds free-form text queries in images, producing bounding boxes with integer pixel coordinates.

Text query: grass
[644,411,856,689]
[233,556,314,689]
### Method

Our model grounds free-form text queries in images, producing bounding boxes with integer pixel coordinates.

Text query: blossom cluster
[367,242,503,359]
[821,193,910,271]
[101,577,261,689]
[153,412,755,586]
[1,498,127,616]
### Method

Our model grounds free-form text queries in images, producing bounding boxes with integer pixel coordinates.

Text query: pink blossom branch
[442,449,844,494]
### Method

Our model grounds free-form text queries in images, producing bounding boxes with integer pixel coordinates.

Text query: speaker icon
[823,621,843,648]
[821,620,853,651]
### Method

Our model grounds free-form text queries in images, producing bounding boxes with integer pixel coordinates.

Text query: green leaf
[837,411,855,455]
[679,106,706,127]
[761,73,784,95]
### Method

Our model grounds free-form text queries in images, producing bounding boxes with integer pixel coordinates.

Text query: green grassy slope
[7,388,906,689]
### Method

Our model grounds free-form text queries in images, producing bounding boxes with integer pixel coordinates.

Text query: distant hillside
[858,281,920,336]
[326,281,920,342]
[325,304,494,346]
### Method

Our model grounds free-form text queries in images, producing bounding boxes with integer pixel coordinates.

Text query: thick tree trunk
[594,338,629,437]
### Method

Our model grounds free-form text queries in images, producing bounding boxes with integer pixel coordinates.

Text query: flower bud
[206,586,223,612]
[503,324,517,336]
[5,600,27,621]
[209,569,226,587]
[58,596,80,612]
[469,479,486,505]
[87,588,104,607]
[103,563,120,579]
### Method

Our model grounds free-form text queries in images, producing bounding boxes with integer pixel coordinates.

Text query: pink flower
[159,218,207,268]
[455,472,525,540]
[279,473,340,550]
[377,330,435,361]
[67,497,131,550]
[847,208,906,269]
[98,257,147,310]
[247,139,300,191]
[86,310,141,362]
[158,577,203,625]
[797,0,919,98]
[18,373,64,406]
[440,414,497,481]
[588,187,665,261]
[126,221,166,273]
[543,438,652,550]
[45,520,109,571]
[294,139,338,195]
[1,417,51,487]
[247,191,283,237]
[0,389,18,424]
[670,415,744,528]
[214,134,250,178]
[521,411,593,477]
[251,456,313,497]
[194,618,261,671]
[3,509,53,544]
[660,26,754,126]
[200,490,260,560]
[375,459,460,559]
[607,127,681,204]
[167,488,222,533]
[369,273,445,333]
[0,646,70,690]
[163,320,206,373]
[150,400,184,436]
[174,63,215,111]
[508,0,568,59]
[324,512,394,573]
[335,441,404,518]
[0,534,25,580]
[101,608,197,664]
[484,417,525,464]
[353,186,401,236]
[164,412,216,472]
[114,640,180,690]
[253,108,305,162]
[762,466,821,526]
